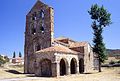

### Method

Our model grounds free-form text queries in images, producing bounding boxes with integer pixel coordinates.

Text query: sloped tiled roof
[55,36,76,42]
[36,45,78,54]
[55,36,68,40]
[69,41,88,48]
[54,40,70,47]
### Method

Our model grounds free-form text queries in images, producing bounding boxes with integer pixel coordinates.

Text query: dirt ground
[0,67,120,81]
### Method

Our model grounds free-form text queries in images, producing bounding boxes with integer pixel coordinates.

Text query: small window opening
[89,53,90,61]
[32,12,37,20]
[32,27,36,35]
[36,44,41,51]
[32,14,35,20]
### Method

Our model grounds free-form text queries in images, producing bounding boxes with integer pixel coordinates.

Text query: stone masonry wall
[24,1,54,73]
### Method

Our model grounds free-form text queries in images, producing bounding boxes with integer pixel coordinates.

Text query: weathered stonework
[24,0,54,73]
[24,0,97,77]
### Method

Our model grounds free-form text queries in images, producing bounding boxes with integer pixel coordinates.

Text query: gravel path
[0,67,120,81]
[0,73,119,81]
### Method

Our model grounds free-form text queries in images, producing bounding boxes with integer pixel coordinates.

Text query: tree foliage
[4,56,9,62]
[88,4,111,27]
[0,55,5,66]
[0,55,9,66]
[88,4,111,72]
[19,52,22,57]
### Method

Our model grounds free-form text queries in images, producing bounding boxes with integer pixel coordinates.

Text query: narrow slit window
[40,23,44,33]
[31,24,36,35]
[39,9,45,33]
[41,10,44,19]
[39,10,45,19]
[34,12,37,20]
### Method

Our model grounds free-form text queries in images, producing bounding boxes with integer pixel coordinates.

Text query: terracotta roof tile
[55,36,76,42]
[70,41,88,48]
[54,40,70,47]
[36,45,78,54]
[55,36,68,40]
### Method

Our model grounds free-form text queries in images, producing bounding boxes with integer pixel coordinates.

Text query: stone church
[24,0,97,77]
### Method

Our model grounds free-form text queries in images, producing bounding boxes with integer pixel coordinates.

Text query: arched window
[60,58,68,76]
[39,9,45,19]
[32,12,37,21]
[60,59,66,75]
[40,59,52,77]
[33,43,41,52]
[70,58,77,74]
[39,9,45,33]
[79,58,84,73]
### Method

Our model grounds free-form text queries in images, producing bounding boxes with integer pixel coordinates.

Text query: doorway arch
[60,58,68,76]
[70,58,77,74]
[40,59,52,77]
[79,58,84,73]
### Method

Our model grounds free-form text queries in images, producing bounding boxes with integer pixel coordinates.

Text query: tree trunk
[98,57,101,72]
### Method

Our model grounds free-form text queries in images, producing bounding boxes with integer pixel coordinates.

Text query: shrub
[0,55,6,66]
[109,60,115,65]
[117,60,120,63]
[0,55,9,66]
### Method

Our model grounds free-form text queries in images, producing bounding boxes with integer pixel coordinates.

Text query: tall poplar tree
[88,4,111,72]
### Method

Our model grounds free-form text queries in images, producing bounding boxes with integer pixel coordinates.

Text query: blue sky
[0,0,120,57]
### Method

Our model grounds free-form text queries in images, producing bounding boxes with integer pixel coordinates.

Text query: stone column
[52,62,56,77]
[52,62,60,77]
[57,62,60,76]
[76,65,79,74]
[67,65,70,75]
[35,61,41,76]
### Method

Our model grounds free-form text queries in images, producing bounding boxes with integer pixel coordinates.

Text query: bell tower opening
[39,9,45,33]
